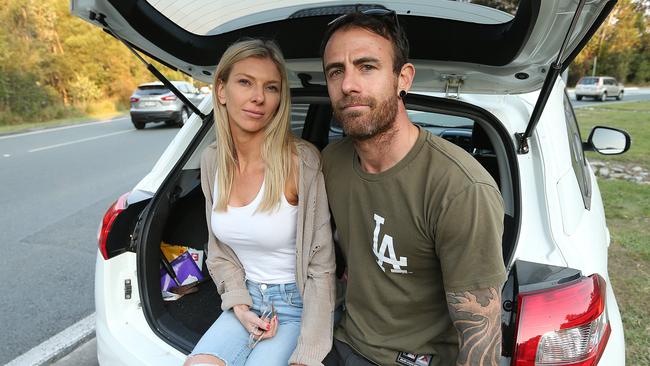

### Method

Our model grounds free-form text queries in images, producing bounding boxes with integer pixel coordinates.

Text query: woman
[184,39,335,366]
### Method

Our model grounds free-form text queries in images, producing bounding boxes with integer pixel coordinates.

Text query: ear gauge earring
[399,90,407,98]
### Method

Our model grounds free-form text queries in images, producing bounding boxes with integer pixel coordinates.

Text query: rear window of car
[137,85,169,94]
[326,109,475,144]
[578,77,598,85]
[407,110,473,129]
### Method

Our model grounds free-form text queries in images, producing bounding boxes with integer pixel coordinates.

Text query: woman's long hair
[212,39,295,212]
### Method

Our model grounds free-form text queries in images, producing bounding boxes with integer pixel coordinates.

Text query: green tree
[571,0,646,85]
[627,5,650,84]
[0,0,195,125]
[0,0,60,123]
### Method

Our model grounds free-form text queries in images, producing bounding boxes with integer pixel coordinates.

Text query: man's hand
[446,287,501,366]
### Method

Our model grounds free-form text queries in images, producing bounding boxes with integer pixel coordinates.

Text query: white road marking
[6,313,95,366]
[28,130,133,153]
[3,154,10,157]
[0,117,129,140]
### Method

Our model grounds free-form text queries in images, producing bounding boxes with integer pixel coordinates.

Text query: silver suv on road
[129,81,204,129]
[575,76,624,101]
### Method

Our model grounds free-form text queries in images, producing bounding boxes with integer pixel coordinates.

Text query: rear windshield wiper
[91,12,207,121]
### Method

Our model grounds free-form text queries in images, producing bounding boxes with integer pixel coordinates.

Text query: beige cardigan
[200,139,336,366]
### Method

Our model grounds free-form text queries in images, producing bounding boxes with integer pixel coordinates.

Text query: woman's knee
[183,353,226,366]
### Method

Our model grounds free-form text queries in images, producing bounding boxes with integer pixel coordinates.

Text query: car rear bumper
[95,252,185,366]
[130,110,180,123]
[575,89,604,96]
[597,280,626,365]
[95,252,625,365]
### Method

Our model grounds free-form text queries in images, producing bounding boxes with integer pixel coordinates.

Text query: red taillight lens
[130,97,140,103]
[98,192,129,260]
[161,95,177,101]
[513,274,610,366]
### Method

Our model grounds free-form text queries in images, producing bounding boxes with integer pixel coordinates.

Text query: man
[320,10,506,366]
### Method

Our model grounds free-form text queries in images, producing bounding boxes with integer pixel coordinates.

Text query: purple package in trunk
[160,251,204,291]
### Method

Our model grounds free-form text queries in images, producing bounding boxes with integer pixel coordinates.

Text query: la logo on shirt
[372,214,409,274]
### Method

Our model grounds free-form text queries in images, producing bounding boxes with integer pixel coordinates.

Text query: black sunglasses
[327,7,401,30]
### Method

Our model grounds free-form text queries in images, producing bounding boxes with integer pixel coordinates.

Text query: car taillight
[161,95,177,101]
[130,97,139,103]
[513,274,610,366]
[98,192,129,260]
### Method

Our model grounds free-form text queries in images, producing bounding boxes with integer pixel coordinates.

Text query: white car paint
[71,0,612,94]
[146,0,514,36]
[95,253,185,365]
[96,78,625,365]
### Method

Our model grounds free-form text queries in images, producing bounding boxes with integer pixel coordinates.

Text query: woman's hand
[233,304,278,339]
[257,313,278,340]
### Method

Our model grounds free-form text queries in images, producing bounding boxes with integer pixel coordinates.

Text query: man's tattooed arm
[446,287,502,366]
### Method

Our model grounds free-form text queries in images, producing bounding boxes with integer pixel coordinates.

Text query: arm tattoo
[446,287,502,366]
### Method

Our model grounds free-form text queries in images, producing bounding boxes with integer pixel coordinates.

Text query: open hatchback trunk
[71,0,616,94]
[79,1,619,365]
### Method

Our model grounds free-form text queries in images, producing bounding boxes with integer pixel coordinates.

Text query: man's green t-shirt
[322,128,506,366]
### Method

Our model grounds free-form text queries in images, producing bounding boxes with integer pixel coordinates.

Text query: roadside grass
[0,99,128,135]
[599,179,650,366]
[576,100,649,366]
[0,110,126,135]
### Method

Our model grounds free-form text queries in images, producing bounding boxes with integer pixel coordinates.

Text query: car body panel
[71,0,615,94]
[521,85,623,364]
[95,252,185,365]
[145,0,513,36]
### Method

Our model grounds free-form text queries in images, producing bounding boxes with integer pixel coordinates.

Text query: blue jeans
[190,280,303,366]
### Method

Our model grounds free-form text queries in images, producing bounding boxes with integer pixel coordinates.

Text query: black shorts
[323,339,378,366]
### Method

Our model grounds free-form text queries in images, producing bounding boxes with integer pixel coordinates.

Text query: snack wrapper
[161,242,205,270]
[160,251,204,292]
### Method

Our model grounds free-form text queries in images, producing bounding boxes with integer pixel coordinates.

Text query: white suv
[72,1,630,365]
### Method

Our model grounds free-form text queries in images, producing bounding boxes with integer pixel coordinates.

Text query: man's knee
[183,353,226,366]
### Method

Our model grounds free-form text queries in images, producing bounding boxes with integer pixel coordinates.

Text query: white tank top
[211,175,298,284]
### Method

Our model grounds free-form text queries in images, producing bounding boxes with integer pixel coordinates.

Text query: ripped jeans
[189,280,303,366]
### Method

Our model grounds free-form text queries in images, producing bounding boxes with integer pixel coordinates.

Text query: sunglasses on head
[327,7,401,30]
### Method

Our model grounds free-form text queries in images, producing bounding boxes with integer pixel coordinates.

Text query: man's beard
[333,92,398,141]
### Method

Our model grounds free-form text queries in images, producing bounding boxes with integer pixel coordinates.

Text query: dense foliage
[0,0,648,125]
[571,0,650,85]
[0,0,189,125]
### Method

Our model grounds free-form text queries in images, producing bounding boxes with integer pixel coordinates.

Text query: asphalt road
[568,86,650,108]
[4,89,650,365]
[0,117,178,365]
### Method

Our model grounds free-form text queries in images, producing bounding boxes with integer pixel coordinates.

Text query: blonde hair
[212,39,295,212]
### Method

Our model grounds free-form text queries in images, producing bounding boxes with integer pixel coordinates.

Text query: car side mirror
[583,126,631,155]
